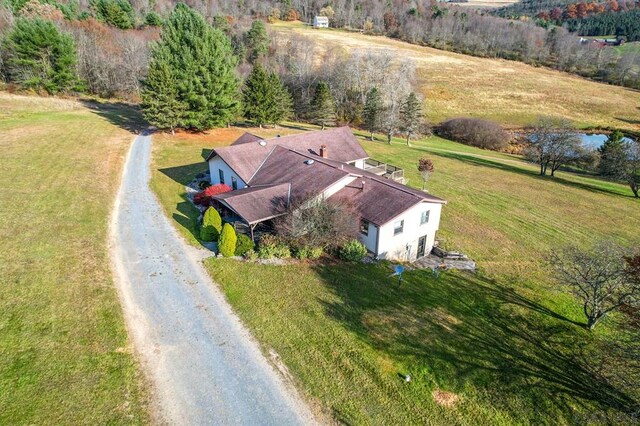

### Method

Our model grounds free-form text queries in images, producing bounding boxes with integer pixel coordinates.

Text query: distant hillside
[495,0,640,41]
[494,0,577,17]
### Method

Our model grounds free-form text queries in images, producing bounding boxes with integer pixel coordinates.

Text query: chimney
[320,144,328,158]
[361,180,366,191]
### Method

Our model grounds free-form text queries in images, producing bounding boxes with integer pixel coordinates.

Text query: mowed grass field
[270,21,640,131]
[152,124,640,424]
[0,93,148,423]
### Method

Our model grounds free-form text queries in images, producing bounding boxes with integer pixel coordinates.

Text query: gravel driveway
[109,133,314,425]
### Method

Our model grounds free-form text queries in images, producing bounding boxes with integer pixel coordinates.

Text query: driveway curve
[109,134,314,425]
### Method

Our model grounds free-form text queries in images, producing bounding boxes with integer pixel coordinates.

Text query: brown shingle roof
[206,126,368,182]
[249,146,352,200]
[231,132,263,145]
[212,183,290,224]
[208,127,446,227]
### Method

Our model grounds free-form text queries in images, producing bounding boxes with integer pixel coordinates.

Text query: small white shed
[313,16,329,28]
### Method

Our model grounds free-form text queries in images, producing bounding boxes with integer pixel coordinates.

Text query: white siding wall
[208,156,247,189]
[323,175,357,198]
[358,221,378,254]
[313,17,329,27]
[376,202,443,261]
[352,159,365,169]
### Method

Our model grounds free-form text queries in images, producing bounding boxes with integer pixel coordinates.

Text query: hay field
[271,22,640,131]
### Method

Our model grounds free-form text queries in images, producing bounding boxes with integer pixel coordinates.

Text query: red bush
[193,184,232,206]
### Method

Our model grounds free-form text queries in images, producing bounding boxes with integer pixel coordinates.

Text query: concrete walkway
[109,133,314,425]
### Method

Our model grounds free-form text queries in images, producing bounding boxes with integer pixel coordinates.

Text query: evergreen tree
[141,4,239,131]
[269,70,292,127]
[144,11,163,26]
[243,64,291,127]
[141,51,184,134]
[400,92,422,146]
[200,207,222,242]
[309,81,335,130]
[3,18,80,94]
[91,0,136,29]
[363,87,382,140]
[598,130,627,178]
[244,20,269,62]
[218,223,237,257]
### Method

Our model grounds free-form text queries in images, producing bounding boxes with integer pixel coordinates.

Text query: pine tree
[269,70,292,127]
[3,18,80,94]
[400,92,422,146]
[363,87,382,140]
[244,20,269,62]
[91,0,135,29]
[598,130,627,178]
[141,4,239,131]
[141,52,184,134]
[243,64,291,127]
[309,81,335,130]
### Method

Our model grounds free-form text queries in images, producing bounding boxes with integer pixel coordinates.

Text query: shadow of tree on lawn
[430,150,633,199]
[313,263,639,422]
[80,98,147,134]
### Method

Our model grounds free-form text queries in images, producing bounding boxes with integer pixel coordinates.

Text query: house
[313,16,329,28]
[205,127,446,261]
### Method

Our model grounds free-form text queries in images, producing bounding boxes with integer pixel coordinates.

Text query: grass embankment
[270,21,640,131]
[0,93,148,424]
[152,123,639,424]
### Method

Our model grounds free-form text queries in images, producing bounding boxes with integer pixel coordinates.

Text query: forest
[498,0,640,41]
[1,0,640,102]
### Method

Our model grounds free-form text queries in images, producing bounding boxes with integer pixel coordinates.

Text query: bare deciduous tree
[274,195,359,249]
[549,241,640,330]
[525,117,584,176]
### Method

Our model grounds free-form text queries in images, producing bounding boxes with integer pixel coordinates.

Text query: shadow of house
[158,163,208,186]
[173,195,201,242]
[79,98,147,134]
[312,263,639,422]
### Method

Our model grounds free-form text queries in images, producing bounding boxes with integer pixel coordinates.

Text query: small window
[231,176,237,190]
[360,219,369,236]
[218,169,225,184]
[394,220,404,236]
[420,210,430,225]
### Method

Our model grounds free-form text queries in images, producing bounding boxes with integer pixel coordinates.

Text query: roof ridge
[247,145,281,183]
[284,148,357,174]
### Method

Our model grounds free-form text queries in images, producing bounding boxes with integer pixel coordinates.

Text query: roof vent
[259,141,267,146]
[304,159,315,165]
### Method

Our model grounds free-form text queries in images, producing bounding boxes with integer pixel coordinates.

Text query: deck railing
[364,158,404,182]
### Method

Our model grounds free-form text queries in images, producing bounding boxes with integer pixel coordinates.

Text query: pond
[579,133,634,149]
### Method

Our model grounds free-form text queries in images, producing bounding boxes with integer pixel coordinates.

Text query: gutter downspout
[374,223,380,260]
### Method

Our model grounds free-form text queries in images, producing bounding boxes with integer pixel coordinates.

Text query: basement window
[360,219,369,236]
[394,220,404,236]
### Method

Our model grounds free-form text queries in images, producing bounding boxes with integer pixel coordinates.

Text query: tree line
[2,0,640,98]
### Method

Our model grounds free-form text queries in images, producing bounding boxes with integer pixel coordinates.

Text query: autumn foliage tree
[418,157,434,191]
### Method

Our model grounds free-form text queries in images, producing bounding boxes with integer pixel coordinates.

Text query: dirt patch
[432,390,461,408]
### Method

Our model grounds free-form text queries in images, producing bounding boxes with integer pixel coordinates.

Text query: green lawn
[0,93,148,424]
[151,124,640,424]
